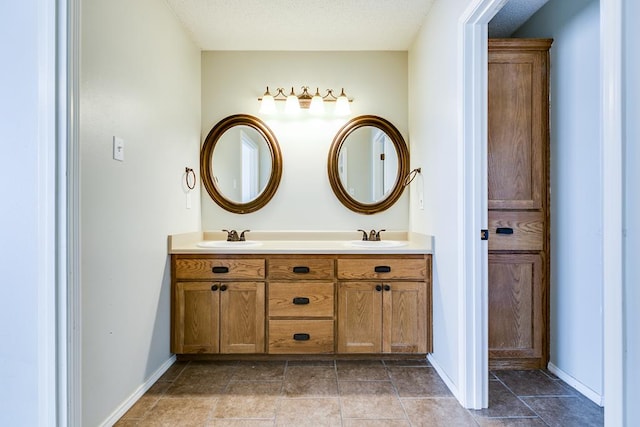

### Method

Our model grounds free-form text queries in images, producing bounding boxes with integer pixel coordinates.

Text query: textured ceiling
[164,0,435,50]
[489,0,551,38]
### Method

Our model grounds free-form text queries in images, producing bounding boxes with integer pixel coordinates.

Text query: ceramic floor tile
[233,361,286,381]
[284,365,337,396]
[165,381,229,398]
[213,381,282,419]
[342,419,411,427]
[156,361,189,382]
[471,381,535,418]
[494,370,577,397]
[339,381,406,419]
[474,418,547,427]
[402,397,478,427]
[336,360,390,381]
[206,420,275,427]
[383,359,430,367]
[286,360,336,367]
[521,395,604,427]
[120,382,172,420]
[387,367,452,397]
[140,397,216,426]
[275,397,341,427]
[174,363,236,386]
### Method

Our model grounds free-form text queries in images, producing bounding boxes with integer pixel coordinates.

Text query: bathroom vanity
[169,232,433,359]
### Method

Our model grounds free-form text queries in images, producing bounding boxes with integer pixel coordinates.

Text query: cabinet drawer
[268,282,334,317]
[268,258,334,279]
[175,258,265,280]
[268,320,334,354]
[488,211,544,251]
[337,258,426,280]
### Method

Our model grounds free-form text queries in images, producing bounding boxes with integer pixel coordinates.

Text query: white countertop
[168,231,433,255]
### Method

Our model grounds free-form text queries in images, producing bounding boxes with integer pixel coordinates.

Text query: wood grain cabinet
[488,39,552,369]
[171,256,265,354]
[267,257,335,354]
[336,256,432,354]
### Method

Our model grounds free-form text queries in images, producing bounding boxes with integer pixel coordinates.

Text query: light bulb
[309,88,325,115]
[284,87,300,114]
[335,88,351,116]
[259,87,276,114]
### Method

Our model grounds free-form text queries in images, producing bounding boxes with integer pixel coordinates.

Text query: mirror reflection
[200,114,282,214]
[337,126,399,204]
[211,125,272,203]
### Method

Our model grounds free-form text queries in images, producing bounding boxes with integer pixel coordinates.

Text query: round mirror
[201,114,282,214]
[328,115,409,214]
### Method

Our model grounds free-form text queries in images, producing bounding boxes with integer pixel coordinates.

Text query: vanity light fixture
[258,86,352,116]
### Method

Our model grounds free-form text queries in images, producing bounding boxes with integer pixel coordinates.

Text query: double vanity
[169,231,433,359]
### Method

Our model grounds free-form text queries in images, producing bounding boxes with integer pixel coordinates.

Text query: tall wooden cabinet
[488,39,552,369]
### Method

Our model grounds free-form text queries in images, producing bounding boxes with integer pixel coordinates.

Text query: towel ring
[185,167,196,190]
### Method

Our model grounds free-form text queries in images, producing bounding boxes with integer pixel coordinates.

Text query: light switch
[113,136,124,161]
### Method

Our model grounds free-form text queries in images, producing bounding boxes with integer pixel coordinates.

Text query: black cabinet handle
[383,284,391,291]
[292,266,310,274]
[375,285,383,292]
[293,297,310,305]
[211,284,219,291]
[212,266,229,274]
[293,333,310,341]
[496,227,514,235]
[220,284,228,291]
[374,266,392,273]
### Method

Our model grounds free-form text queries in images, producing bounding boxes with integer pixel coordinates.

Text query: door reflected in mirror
[211,125,273,203]
[201,114,282,214]
[337,126,399,204]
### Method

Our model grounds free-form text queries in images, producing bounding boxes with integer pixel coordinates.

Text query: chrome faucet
[223,229,250,242]
[357,229,386,241]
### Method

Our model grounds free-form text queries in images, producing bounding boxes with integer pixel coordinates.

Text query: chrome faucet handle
[357,229,369,241]
[239,230,250,241]
[374,229,386,241]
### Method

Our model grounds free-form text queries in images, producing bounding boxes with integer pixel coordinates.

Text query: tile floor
[115,359,603,426]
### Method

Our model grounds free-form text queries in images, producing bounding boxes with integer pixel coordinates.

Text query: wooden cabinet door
[173,282,220,354]
[488,253,544,368]
[337,282,383,353]
[220,282,265,354]
[382,282,428,353]
[488,48,547,210]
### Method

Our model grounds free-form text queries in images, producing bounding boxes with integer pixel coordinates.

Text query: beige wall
[80,0,201,424]
[201,51,409,231]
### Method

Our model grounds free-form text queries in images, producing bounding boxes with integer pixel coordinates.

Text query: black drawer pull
[374,266,391,273]
[293,333,310,341]
[211,284,219,291]
[383,284,391,291]
[375,285,383,292]
[212,266,229,274]
[220,285,228,291]
[496,227,514,235]
[293,297,310,305]
[292,266,310,274]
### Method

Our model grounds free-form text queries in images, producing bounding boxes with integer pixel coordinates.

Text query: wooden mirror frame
[327,115,409,215]
[201,114,282,214]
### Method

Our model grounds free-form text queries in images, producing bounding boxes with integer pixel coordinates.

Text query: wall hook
[403,167,422,187]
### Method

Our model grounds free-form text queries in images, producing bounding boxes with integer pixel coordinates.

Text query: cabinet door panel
[488,254,543,359]
[220,282,265,354]
[174,282,219,354]
[488,51,545,210]
[337,282,382,353]
[383,282,428,353]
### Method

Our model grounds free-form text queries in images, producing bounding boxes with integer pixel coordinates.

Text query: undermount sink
[197,240,263,248]
[346,240,408,248]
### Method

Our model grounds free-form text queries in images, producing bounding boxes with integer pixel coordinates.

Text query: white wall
[408,0,472,395]
[80,0,201,425]
[200,51,409,231]
[0,1,58,425]
[623,0,639,423]
[515,0,604,400]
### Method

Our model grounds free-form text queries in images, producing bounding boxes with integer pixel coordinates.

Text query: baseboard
[547,362,604,407]
[427,354,460,401]
[100,355,177,427]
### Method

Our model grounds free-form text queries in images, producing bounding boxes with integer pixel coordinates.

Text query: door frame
[459,0,624,422]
